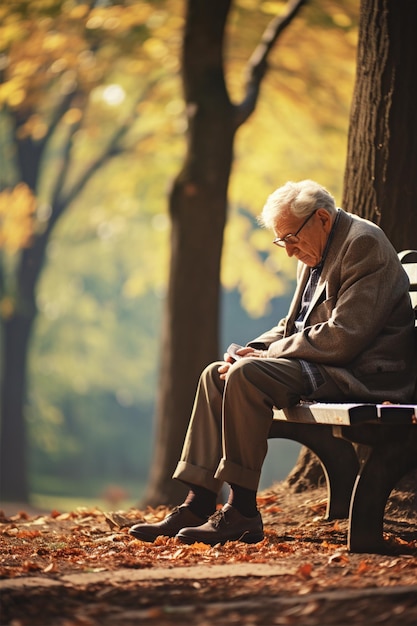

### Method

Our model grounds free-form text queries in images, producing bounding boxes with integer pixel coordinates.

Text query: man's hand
[218,361,233,380]
[226,346,262,361]
[219,347,268,380]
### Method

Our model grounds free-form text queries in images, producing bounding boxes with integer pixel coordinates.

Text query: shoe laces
[208,509,227,529]
[167,506,181,519]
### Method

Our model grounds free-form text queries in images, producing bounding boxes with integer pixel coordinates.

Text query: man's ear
[317,208,332,232]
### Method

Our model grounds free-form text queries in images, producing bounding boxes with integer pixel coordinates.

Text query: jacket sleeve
[246,317,287,349]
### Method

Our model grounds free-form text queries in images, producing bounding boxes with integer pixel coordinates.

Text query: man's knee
[199,361,224,390]
[201,361,223,378]
[227,358,259,382]
[225,359,271,394]
[226,357,305,408]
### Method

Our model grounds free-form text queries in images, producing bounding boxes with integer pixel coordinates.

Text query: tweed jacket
[248,209,416,403]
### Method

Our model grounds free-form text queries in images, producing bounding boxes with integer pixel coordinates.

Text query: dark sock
[228,483,258,518]
[183,484,217,519]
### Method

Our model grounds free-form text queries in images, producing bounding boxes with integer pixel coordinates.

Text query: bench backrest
[399,250,417,401]
[399,249,417,314]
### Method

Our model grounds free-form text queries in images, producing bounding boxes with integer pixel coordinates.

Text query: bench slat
[403,263,417,287]
[273,402,417,426]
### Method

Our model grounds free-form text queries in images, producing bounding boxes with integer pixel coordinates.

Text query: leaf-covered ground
[1,482,417,625]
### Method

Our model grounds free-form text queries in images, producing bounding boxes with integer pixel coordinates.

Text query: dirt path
[1,482,416,625]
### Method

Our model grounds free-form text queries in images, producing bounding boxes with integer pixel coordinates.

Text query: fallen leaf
[264,505,283,513]
[357,560,369,573]
[256,494,279,505]
[43,562,55,573]
[297,563,313,579]
[309,499,328,513]
[328,552,349,565]
[103,512,135,529]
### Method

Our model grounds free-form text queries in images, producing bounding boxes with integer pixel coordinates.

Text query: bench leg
[269,421,359,520]
[346,429,417,553]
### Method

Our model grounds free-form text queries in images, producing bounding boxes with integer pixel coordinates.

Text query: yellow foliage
[43,31,67,52]
[16,113,48,140]
[0,0,182,122]
[221,208,297,317]
[68,4,90,21]
[0,77,26,108]
[142,37,170,61]
[261,1,288,17]
[0,296,15,319]
[63,108,83,126]
[0,184,37,252]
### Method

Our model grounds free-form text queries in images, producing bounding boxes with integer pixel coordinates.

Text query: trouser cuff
[214,458,261,491]
[173,461,223,494]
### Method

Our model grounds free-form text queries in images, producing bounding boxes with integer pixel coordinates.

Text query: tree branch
[56,117,132,212]
[41,90,78,153]
[52,78,161,220]
[0,250,5,299]
[235,0,308,128]
[16,67,162,308]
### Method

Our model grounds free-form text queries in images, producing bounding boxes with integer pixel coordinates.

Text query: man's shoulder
[340,209,381,233]
[328,211,401,276]
[337,210,391,247]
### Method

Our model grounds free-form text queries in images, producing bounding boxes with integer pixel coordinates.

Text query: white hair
[259,180,337,230]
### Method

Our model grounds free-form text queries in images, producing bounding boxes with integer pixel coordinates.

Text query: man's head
[259,180,337,267]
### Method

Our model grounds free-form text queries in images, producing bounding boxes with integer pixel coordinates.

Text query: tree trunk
[0,215,51,502]
[342,0,417,249]
[144,0,235,506]
[0,315,34,501]
[285,447,325,492]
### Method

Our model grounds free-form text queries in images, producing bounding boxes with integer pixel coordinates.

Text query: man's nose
[284,243,295,257]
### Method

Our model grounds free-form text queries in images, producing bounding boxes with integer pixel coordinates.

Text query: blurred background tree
[0,0,358,508]
[0,0,183,502]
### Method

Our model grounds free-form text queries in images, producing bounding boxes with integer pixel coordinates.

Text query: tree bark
[144,0,235,505]
[285,447,325,492]
[342,0,417,250]
[0,229,49,501]
[0,316,33,501]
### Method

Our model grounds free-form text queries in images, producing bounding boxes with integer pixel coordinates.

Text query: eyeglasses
[273,211,316,247]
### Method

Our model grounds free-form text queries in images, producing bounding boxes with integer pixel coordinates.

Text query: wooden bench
[268,250,417,554]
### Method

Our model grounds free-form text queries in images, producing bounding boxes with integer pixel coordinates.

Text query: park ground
[1,479,416,625]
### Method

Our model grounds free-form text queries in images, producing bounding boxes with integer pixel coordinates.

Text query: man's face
[274,208,334,267]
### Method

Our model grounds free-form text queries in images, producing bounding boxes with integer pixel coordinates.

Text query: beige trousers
[173,357,339,493]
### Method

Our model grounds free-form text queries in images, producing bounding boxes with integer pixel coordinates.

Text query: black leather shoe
[176,504,264,546]
[129,506,205,542]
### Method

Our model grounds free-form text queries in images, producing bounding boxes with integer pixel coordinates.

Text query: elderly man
[130,179,415,546]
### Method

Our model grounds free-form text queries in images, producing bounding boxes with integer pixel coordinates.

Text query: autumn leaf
[264,505,283,513]
[328,551,349,565]
[0,184,36,253]
[309,499,328,515]
[356,560,369,574]
[297,562,313,579]
[256,494,279,506]
[103,511,136,530]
